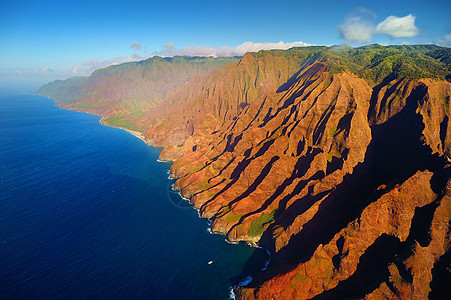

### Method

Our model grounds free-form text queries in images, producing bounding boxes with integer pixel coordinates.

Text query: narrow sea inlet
[0,92,267,299]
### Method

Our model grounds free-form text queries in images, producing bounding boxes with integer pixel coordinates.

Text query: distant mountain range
[36,44,451,299]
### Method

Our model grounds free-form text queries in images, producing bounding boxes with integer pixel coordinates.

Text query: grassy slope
[35,76,89,103]
[36,56,240,131]
[259,44,451,84]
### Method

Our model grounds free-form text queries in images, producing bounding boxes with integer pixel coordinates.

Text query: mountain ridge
[36,44,451,299]
[35,56,239,131]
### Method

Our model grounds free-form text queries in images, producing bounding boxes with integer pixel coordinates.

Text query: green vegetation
[35,76,89,103]
[187,163,204,174]
[320,44,451,83]
[156,119,172,131]
[437,90,450,112]
[329,127,337,137]
[208,191,218,198]
[327,150,341,163]
[268,127,284,141]
[256,44,451,85]
[72,101,94,110]
[216,206,242,222]
[197,178,212,190]
[102,107,145,132]
[248,209,277,237]
[204,165,220,177]
[216,206,232,218]
[291,271,309,288]
[225,213,242,223]
[103,116,140,132]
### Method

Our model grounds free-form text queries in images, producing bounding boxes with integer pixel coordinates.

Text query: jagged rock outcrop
[144,51,311,148]
[236,170,450,299]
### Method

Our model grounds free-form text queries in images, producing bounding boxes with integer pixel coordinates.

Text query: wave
[228,287,236,299]
[261,248,271,271]
[225,239,238,244]
[178,191,190,202]
[229,246,271,297]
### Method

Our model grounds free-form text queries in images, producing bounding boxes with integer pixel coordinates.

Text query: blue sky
[1,0,450,89]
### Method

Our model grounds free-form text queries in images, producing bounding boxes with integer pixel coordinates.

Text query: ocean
[0,92,267,299]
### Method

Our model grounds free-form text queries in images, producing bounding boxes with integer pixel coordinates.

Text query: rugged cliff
[146,45,451,299]
[37,44,451,299]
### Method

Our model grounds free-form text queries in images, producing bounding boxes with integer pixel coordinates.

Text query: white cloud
[29,67,54,74]
[6,67,60,77]
[130,42,142,51]
[42,67,54,73]
[68,65,80,74]
[339,9,420,44]
[153,40,312,57]
[338,8,377,43]
[3,40,316,87]
[375,15,419,38]
[60,40,312,76]
[82,54,148,73]
[83,59,98,66]
[339,17,375,43]
[438,34,451,47]
[163,41,175,49]
[222,41,313,56]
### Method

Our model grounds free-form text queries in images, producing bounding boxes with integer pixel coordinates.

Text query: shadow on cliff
[260,63,329,129]
[429,248,451,299]
[312,193,446,299]
[229,246,270,289]
[313,234,402,299]
[200,139,276,215]
[243,83,448,289]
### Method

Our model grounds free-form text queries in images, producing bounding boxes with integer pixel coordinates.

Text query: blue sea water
[0,92,267,299]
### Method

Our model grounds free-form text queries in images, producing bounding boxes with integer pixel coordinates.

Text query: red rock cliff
[145,46,451,299]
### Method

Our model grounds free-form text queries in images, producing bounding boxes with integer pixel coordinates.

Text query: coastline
[99,117,148,144]
[32,94,148,145]
[38,94,271,298]
[169,181,272,294]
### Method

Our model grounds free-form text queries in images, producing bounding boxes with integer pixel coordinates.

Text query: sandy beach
[99,118,148,144]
